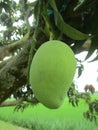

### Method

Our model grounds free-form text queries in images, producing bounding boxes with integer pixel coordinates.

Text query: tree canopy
[0,0,98,120]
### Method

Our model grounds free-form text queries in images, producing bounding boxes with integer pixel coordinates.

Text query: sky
[74,51,98,92]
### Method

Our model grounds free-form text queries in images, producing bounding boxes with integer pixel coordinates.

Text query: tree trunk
[0,41,31,104]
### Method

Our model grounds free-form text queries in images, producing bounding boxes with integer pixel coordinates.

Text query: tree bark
[0,40,31,104]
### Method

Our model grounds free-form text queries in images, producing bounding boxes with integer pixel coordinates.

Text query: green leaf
[48,0,89,40]
[85,35,98,60]
[85,36,98,60]
[85,4,98,60]
[77,64,84,78]
[88,55,98,62]
[74,0,96,11]
[74,0,87,11]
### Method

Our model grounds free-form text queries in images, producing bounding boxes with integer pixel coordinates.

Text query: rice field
[0,95,98,130]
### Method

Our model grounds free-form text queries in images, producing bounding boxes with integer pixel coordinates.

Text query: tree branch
[0,97,39,107]
[0,98,23,107]
[0,57,14,69]
[0,40,31,104]
[0,32,30,61]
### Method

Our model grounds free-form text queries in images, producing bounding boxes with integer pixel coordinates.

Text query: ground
[0,120,28,130]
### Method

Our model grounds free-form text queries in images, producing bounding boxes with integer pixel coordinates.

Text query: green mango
[30,40,76,109]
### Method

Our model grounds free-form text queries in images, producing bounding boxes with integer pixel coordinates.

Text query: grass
[0,95,98,130]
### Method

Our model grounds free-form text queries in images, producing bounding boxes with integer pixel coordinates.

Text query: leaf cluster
[67,83,98,122]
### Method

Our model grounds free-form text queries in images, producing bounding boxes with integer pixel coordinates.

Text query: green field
[0,95,98,130]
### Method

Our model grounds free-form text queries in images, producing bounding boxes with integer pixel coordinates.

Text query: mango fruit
[30,40,76,109]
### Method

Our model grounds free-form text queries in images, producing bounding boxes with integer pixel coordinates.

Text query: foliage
[67,83,98,122]
[76,58,84,78]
